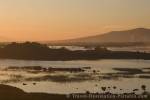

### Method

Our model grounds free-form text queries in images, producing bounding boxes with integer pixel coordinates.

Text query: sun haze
[0,0,150,41]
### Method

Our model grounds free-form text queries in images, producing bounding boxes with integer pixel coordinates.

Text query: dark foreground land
[0,42,150,60]
[0,84,149,100]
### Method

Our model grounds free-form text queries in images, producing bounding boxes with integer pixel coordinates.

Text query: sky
[0,0,150,41]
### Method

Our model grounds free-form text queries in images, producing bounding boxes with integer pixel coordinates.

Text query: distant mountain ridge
[50,28,150,46]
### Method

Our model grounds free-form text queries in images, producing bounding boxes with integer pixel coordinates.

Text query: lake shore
[0,84,149,100]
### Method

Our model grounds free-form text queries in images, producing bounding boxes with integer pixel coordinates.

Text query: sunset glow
[0,0,150,41]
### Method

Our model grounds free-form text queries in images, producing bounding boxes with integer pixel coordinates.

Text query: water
[49,46,92,51]
[49,45,150,53]
[109,46,150,53]
[0,59,149,94]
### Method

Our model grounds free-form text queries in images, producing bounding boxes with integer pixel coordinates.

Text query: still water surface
[0,59,149,94]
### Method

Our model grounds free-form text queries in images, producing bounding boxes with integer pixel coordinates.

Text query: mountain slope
[51,28,150,45]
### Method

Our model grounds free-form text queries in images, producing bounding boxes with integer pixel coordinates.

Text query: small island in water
[0,42,150,60]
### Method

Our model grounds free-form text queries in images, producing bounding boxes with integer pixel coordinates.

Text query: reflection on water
[0,59,149,94]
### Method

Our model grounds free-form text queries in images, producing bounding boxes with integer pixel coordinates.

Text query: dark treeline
[0,42,150,60]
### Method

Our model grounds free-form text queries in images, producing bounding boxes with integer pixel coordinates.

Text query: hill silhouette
[49,28,150,46]
[0,42,150,60]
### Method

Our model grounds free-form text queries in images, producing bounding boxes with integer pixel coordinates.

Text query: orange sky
[0,0,150,42]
